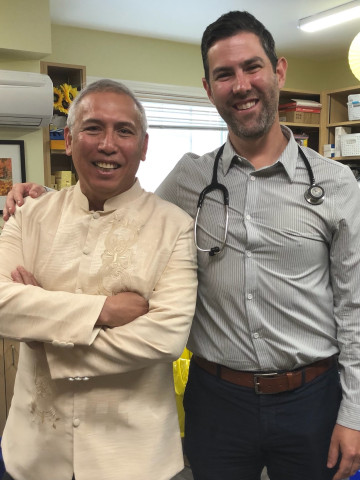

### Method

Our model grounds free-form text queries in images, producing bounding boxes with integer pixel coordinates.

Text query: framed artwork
[0,140,26,213]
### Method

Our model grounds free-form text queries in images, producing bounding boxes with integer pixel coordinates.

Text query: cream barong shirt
[0,180,198,480]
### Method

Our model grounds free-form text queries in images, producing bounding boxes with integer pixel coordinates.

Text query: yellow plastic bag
[173,348,192,437]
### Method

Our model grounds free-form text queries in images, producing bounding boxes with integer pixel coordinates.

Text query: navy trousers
[184,359,342,480]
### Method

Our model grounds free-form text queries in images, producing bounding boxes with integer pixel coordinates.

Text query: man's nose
[232,70,251,94]
[98,130,117,153]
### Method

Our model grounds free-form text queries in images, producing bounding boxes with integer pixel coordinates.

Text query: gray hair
[67,79,148,137]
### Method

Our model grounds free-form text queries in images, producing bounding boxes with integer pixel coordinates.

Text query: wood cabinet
[319,85,360,161]
[0,338,19,434]
[40,62,86,187]
[279,88,322,152]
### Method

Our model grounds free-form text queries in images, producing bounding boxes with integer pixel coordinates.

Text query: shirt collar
[74,178,144,213]
[277,125,301,182]
[221,125,299,182]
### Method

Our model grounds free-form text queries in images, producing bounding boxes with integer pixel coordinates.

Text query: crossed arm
[11,265,149,328]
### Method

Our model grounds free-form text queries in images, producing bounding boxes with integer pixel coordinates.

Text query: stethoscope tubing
[194,143,324,256]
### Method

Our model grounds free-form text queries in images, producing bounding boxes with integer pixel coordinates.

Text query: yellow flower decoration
[53,83,79,115]
[53,87,64,112]
[62,83,78,103]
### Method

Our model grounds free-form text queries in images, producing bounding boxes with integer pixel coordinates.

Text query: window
[139,101,227,192]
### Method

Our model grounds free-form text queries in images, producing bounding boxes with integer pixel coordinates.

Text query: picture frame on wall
[0,140,26,213]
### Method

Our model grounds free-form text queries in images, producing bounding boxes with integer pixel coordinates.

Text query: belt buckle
[254,372,279,394]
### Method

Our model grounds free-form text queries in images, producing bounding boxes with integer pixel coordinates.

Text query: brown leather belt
[193,355,337,394]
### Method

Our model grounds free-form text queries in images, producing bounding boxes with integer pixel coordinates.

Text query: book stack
[279,98,322,125]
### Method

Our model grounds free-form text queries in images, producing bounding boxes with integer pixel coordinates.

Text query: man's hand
[97,292,149,328]
[3,182,46,221]
[328,424,360,480]
[11,265,40,287]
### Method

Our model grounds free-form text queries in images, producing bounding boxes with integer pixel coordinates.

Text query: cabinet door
[0,339,6,434]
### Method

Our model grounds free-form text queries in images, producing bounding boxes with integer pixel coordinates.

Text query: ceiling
[49,0,360,61]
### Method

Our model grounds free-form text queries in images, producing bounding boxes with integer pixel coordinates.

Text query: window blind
[87,76,227,130]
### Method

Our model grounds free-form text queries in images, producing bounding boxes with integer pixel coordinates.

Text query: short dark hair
[201,11,278,82]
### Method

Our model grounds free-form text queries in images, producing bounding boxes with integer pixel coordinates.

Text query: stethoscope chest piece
[304,184,325,205]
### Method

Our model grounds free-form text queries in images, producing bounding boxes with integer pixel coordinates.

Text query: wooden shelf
[320,85,360,157]
[280,88,321,151]
[40,61,86,187]
[328,120,360,128]
[280,121,319,129]
[333,156,360,162]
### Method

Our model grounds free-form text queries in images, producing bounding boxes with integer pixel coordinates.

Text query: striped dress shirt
[156,126,360,429]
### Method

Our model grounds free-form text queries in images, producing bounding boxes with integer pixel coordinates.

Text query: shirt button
[68,377,75,381]
[73,418,80,427]
[245,214,251,220]
[253,333,260,339]
[93,212,100,219]
[245,251,252,257]
[250,176,255,181]
[247,293,253,300]
[83,248,90,255]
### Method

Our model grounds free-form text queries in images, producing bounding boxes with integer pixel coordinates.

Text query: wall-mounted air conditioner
[0,69,53,128]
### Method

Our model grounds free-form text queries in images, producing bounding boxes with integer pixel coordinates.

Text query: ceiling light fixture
[349,32,360,81]
[298,1,360,32]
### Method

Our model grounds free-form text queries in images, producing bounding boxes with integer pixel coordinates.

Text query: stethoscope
[194,144,325,256]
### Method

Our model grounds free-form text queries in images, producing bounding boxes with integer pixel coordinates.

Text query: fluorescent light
[298,1,360,32]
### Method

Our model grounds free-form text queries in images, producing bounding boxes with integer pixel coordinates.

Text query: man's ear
[140,133,149,162]
[276,57,288,89]
[64,126,72,156]
[202,77,215,106]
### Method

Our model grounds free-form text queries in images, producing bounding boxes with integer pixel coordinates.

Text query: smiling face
[203,31,287,145]
[64,91,148,210]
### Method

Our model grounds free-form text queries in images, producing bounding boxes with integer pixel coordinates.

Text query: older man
[0,79,197,480]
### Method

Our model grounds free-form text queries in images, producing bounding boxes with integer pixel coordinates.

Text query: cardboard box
[50,139,65,150]
[54,170,72,183]
[56,180,72,190]
[278,110,320,125]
